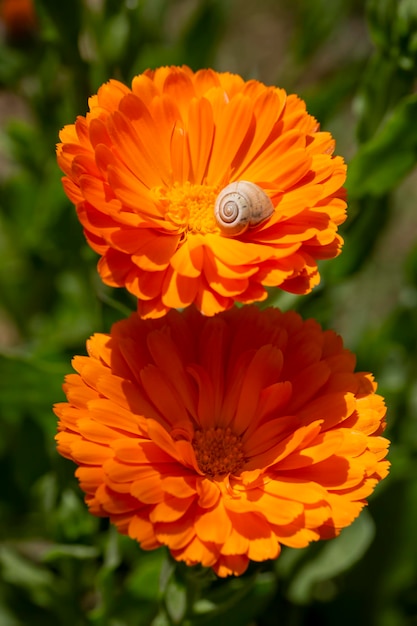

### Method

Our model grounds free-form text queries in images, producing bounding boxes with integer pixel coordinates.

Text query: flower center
[152,182,220,234]
[192,427,245,477]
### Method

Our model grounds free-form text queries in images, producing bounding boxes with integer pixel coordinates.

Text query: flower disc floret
[57,66,347,318]
[193,427,246,477]
[54,306,389,577]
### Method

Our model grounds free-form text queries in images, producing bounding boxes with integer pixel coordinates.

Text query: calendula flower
[57,66,347,318]
[0,0,37,42]
[54,306,389,577]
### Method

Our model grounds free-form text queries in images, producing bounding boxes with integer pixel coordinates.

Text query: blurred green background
[1,0,417,624]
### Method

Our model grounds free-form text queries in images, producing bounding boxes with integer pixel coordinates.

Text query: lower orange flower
[54,306,389,577]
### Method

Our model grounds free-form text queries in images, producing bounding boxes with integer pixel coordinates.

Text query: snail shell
[214,181,274,236]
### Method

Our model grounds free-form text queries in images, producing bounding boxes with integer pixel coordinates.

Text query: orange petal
[208,95,255,183]
[233,345,283,434]
[194,500,232,544]
[187,97,215,184]
[150,495,195,523]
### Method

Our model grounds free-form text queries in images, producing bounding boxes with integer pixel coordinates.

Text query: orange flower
[54,306,389,577]
[57,66,347,318]
[0,0,37,41]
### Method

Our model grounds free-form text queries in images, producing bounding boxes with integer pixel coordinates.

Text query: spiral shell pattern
[214,181,274,236]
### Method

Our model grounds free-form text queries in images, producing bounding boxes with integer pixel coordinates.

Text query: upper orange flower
[57,66,347,318]
[54,305,389,577]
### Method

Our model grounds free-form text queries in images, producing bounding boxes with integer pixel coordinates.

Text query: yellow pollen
[192,427,245,477]
[152,182,220,234]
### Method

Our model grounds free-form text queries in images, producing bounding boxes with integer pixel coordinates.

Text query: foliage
[1,0,417,624]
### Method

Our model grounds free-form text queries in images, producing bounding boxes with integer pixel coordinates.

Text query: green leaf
[43,543,99,561]
[300,59,364,126]
[347,93,417,197]
[159,552,176,595]
[165,576,187,624]
[151,611,171,626]
[0,545,54,605]
[127,550,166,601]
[54,489,98,540]
[192,572,275,626]
[180,0,229,69]
[354,53,413,143]
[324,195,391,279]
[291,0,348,63]
[36,0,82,61]
[286,510,375,604]
[367,0,417,69]
[99,13,130,64]
[0,605,20,626]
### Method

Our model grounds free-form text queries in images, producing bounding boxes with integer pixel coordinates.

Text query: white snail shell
[214,181,274,236]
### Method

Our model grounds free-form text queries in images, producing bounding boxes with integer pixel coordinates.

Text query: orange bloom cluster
[54,306,389,577]
[57,66,347,318]
[0,0,37,41]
